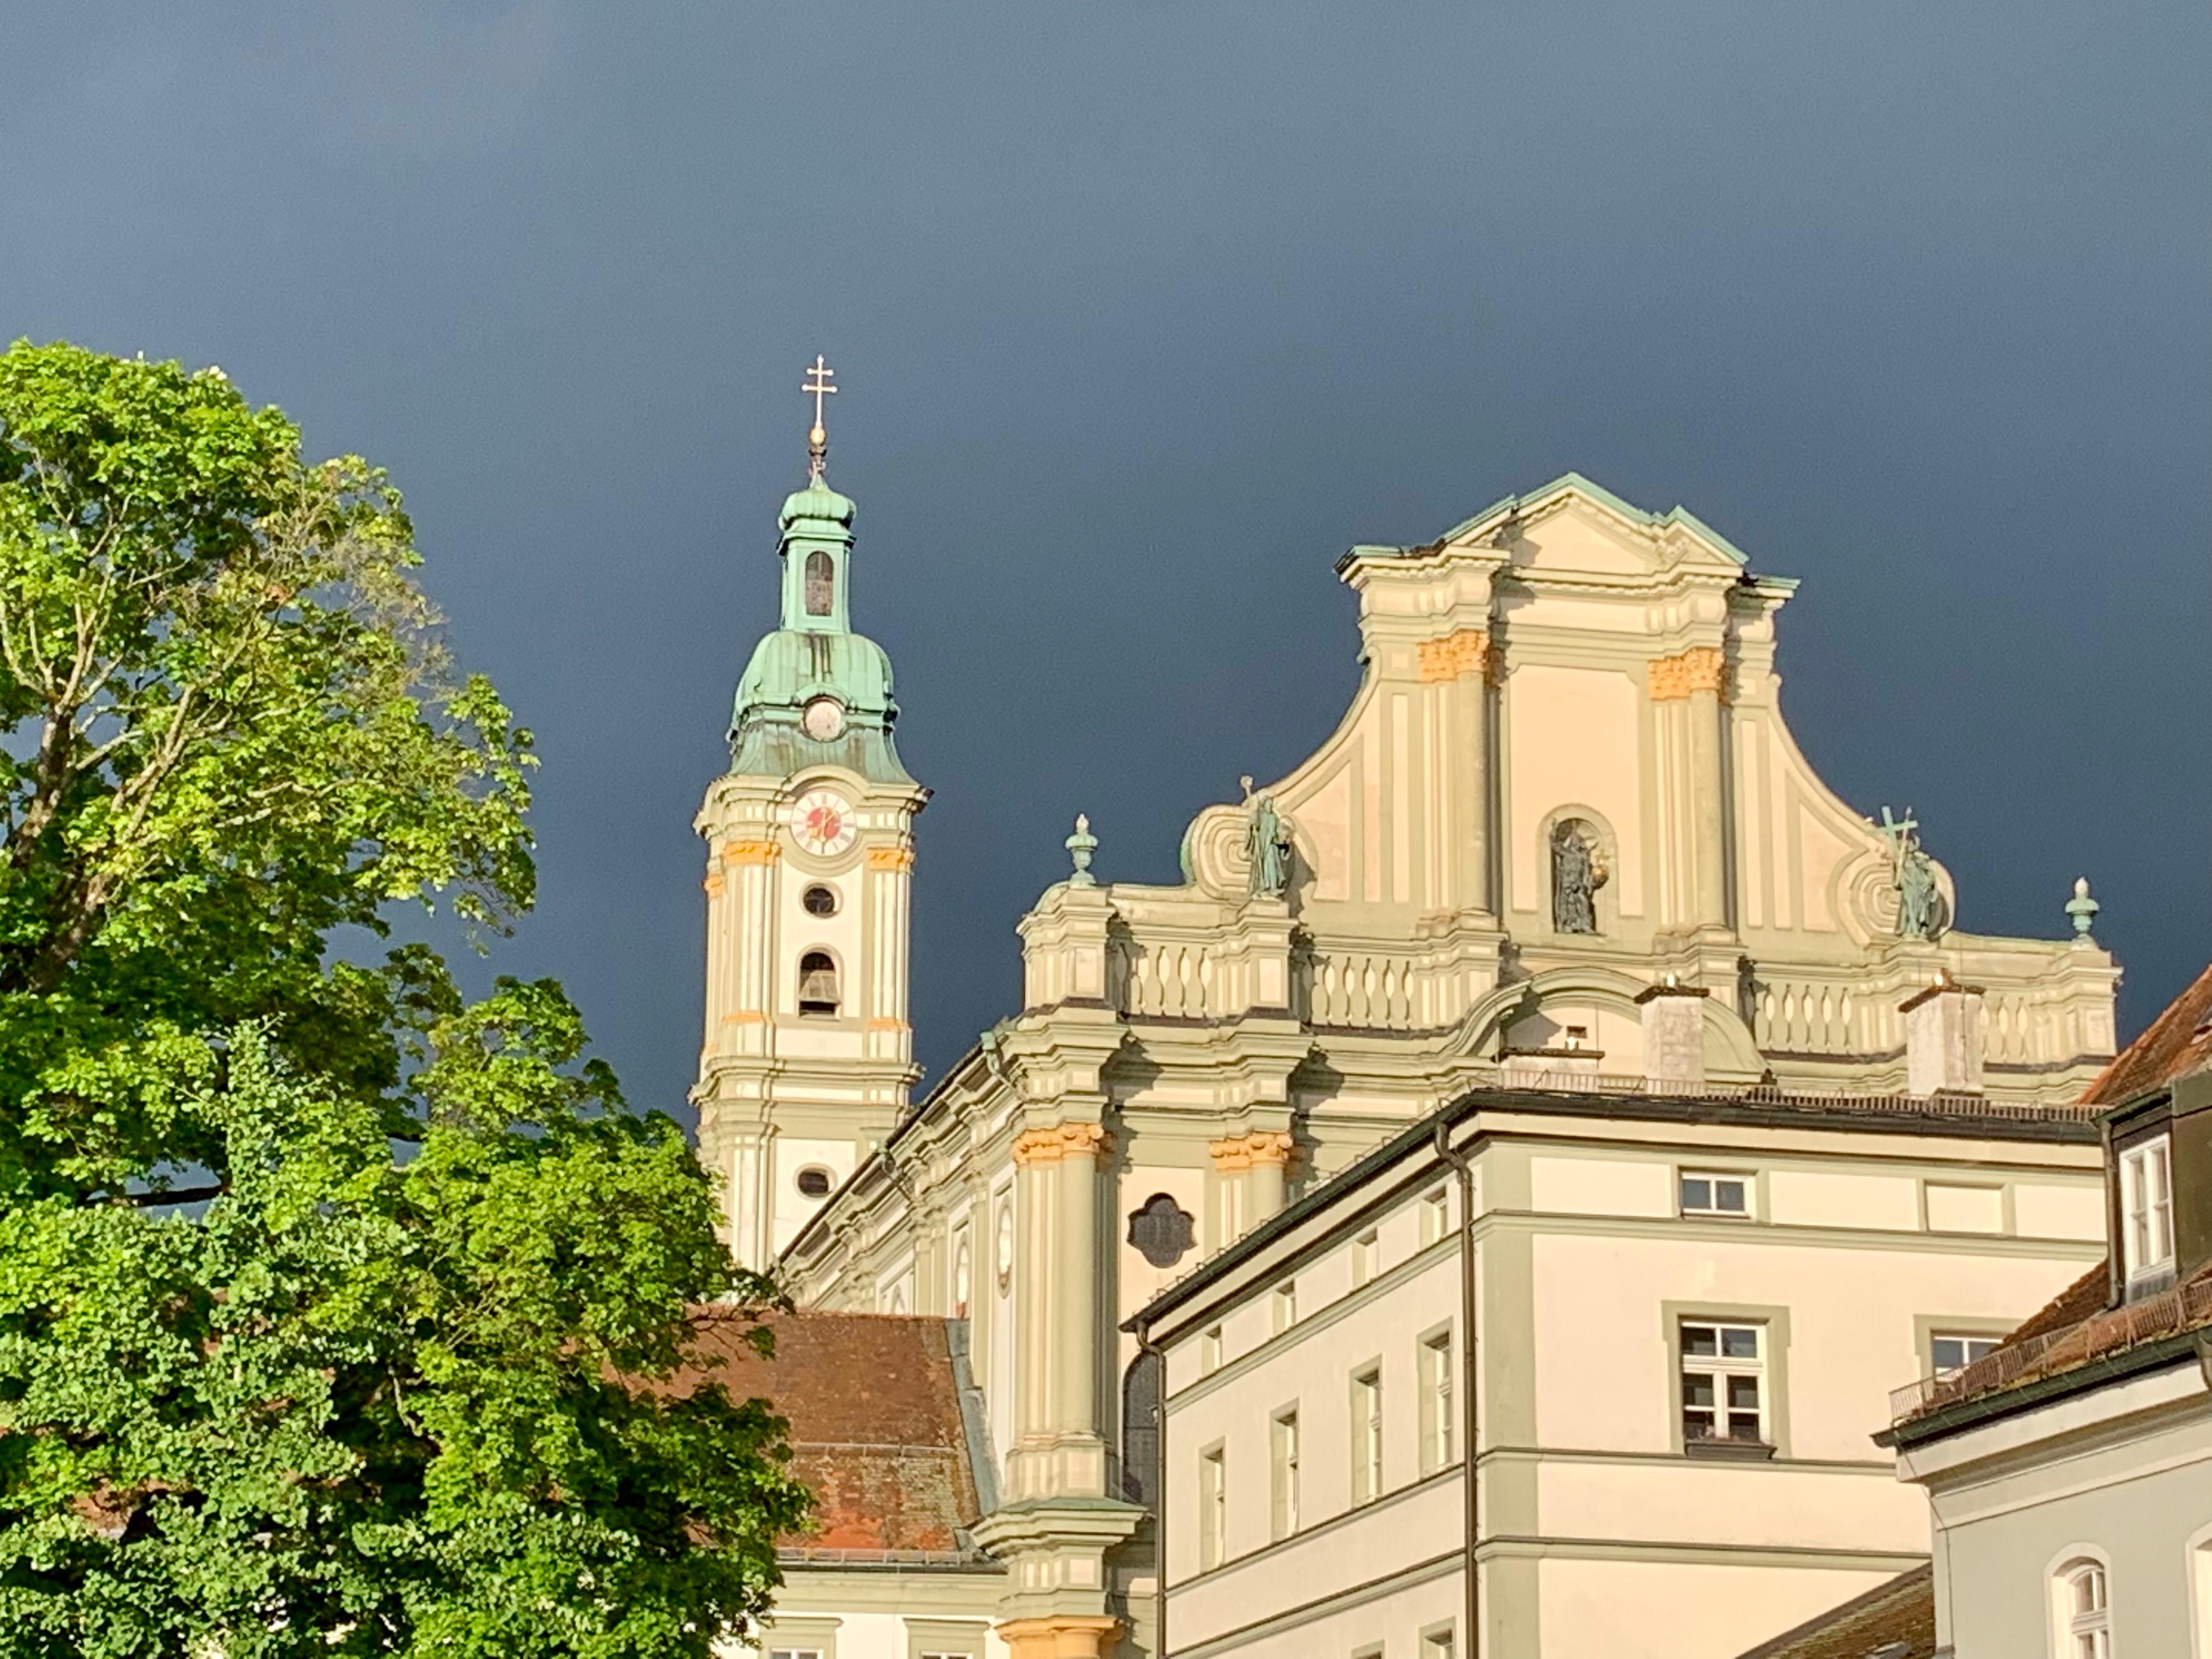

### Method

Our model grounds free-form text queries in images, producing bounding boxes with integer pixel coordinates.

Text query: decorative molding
[1647,646,1729,702]
[721,1010,766,1024]
[867,845,916,871]
[1415,627,1490,684]
[1208,1130,1297,1172]
[702,872,726,897]
[721,839,781,865]
[1013,1121,1113,1166]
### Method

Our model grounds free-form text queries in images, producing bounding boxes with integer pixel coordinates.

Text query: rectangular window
[1352,1231,1380,1288]
[1680,1320,1766,1445]
[1679,1170,1750,1218]
[1351,1364,1383,1504]
[1201,1325,1222,1375]
[1269,1408,1300,1538]
[1273,1280,1298,1334]
[1198,1445,1226,1571]
[1420,1330,1454,1474]
[2121,1135,2175,1284]
[1930,1332,2001,1376]
[1419,1186,1450,1247]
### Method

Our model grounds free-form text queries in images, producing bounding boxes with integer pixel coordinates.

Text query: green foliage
[0,1022,806,1657]
[0,338,532,1193]
[0,343,808,1655]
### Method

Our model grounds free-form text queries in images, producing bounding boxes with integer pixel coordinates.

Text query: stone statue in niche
[1551,819,1607,934]
[1241,778,1294,898]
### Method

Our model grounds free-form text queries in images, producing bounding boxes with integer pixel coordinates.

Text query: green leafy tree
[0,342,808,1655]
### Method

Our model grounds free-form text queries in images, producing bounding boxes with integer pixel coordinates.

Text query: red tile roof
[2080,963,2212,1105]
[1733,1564,1934,1659]
[673,1309,989,1563]
[1887,964,2212,1436]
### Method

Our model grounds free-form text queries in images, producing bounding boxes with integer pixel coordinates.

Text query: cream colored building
[692,425,2124,1656]
[1130,1084,2105,1659]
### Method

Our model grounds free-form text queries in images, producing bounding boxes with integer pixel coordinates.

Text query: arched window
[797,951,839,1015]
[951,1235,973,1319]
[804,550,834,616]
[2056,1558,2111,1659]
[1121,1351,1163,1505]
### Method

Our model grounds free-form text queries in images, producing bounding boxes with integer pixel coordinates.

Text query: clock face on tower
[790,788,858,857]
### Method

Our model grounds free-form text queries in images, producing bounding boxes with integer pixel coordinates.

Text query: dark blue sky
[7,2,2207,1116]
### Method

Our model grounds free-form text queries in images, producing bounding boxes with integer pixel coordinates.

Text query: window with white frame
[1419,1186,1450,1247]
[1198,1445,1226,1571]
[1420,1330,1454,1474]
[1273,1280,1298,1333]
[1351,1364,1383,1504]
[1680,1320,1767,1445]
[1352,1230,1380,1288]
[1679,1170,1750,1218]
[2055,1558,2111,1659]
[1929,1331,2001,1376]
[2121,1134,2175,1287]
[1269,1407,1300,1539]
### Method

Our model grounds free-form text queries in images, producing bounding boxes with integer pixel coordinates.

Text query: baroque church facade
[691,389,2119,1658]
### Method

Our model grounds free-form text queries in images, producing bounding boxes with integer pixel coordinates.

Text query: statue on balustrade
[1242,781,1294,899]
[1881,805,1945,941]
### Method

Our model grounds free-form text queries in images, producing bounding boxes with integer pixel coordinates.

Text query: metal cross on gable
[1877,805,1920,853]
[802,354,836,474]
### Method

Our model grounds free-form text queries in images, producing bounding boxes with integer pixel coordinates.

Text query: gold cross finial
[802,354,836,477]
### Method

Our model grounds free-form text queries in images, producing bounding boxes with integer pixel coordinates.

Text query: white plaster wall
[2013,1180,2106,1242]
[1528,1153,1673,1219]
[1528,1229,2093,1461]
[774,1136,863,1255]
[1766,1169,1921,1231]
[1536,1557,1900,1659]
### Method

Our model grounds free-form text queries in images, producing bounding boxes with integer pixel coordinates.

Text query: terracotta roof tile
[1734,1564,1934,1659]
[669,1309,986,1561]
[2080,963,2212,1105]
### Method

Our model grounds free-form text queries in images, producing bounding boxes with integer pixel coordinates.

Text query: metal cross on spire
[802,354,836,477]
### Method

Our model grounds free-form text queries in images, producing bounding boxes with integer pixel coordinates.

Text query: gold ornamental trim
[1209,1130,1296,1171]
[1012,1120,1113,1166]
[866,845,916,872]
[721,839,781,866]
[702,872,726,898]
[1417,627,1491,684]
[721,1010,766,1025]
[1647,646,1729,703]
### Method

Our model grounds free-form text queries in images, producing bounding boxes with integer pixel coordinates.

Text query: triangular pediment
[1437,472,1751,580]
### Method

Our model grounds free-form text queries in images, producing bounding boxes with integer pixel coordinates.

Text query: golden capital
[721,839,781,866]
[1013,1120,1111,1166]
[866,845,916,872]
[1417,627,1491,684]
[1209,1129,1296,1172]
[702,872,726,898]
[1647,646,1729,702]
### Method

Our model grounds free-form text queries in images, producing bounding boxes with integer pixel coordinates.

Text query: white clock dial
[801,697,845,741]
[790,788,857,857]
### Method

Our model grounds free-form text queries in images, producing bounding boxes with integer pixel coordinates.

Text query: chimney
[1637,980,1709,1093]
[1900,978,1985,1096]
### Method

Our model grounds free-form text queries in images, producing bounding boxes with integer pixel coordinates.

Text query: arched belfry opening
[803,549,834,616]
[797,950,840,1016]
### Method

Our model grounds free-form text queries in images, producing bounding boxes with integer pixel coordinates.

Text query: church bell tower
[693,358,927,1270]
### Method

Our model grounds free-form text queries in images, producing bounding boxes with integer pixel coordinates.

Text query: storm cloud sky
[5,1,2207,1113]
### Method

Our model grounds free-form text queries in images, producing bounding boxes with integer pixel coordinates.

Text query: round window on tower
[795,1166,833,1200]
[802,883,838,918]
[802,696,845,741]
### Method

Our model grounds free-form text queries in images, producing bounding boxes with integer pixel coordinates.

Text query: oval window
[795,1166,833,1199]
[802,884,838,917]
